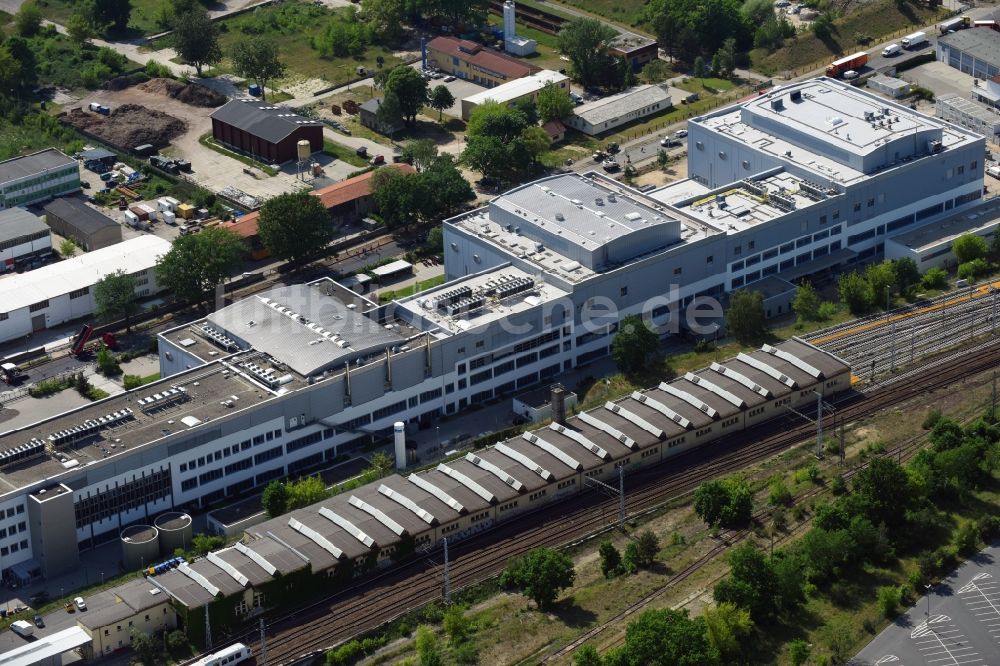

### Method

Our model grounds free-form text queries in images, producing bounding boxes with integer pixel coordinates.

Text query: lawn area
[378,275,447,302]
[674,77,737,94]
[751,0,948,75]
[34,0,165,36]
[549,0,649,28]
[321,139,369,168]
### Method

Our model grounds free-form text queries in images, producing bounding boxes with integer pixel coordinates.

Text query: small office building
[0,149,80,210]
[43,197,122,251]
[566,85,671,135]
[0,208,51,272]
[936,94,1000,139]
[426,36,538,88]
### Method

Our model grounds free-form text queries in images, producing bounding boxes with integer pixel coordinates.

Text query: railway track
[232,339,1000,665]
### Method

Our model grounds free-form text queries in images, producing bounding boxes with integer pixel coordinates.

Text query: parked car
[370,155,386,166]
[33,614,44,628]
[843,69,860,80]
[11,621,33,637]
[674,129,688,138]
[74,597,86,611]
[592,151,607,162]
[443,75,456,82]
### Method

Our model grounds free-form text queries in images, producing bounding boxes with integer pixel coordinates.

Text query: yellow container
[177,204,195,219]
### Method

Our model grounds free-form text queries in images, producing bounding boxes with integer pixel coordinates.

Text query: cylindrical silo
[394,421,406,470]
[121,525,159,571]
[297,139,311,162]
[154,512,193,556]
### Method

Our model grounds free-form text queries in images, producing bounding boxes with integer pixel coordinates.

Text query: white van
[882,43,901,57]
[987,165,1000,179]
[11,620,34,637]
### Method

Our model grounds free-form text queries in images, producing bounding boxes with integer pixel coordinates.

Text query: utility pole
[618,465,625,530]
[442,537,451,605]
[815,391,823,459]
[838,417,846,465]
[204,604,212,650]
[992,370,997,422]
[259,619,267,666]
[890,320,896,371]
[993,290,997,337]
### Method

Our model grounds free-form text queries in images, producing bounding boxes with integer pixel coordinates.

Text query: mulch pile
[62,104,187,150]
[138,78,227,107]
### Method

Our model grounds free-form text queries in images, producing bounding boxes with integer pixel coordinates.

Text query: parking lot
[898,60,977,102]
[853,543,1000,666]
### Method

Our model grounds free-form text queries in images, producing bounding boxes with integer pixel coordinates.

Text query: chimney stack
[551,384,566,425]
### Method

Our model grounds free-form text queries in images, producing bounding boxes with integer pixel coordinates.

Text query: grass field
[34,0,165,36]
[378,275,447,302]
[752,0,948,75]
[550,0,648,28]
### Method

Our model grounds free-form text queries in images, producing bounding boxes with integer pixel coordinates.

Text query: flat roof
[43,197,119,235]
[869,74,910,91]
[694,78,978,185]
[395,265,569,336]
[371,259,413,278]
[887,199,1000,252]
[0,149,75,185]
[937,94,1000,126]
[0,235,169,314]
[0,626,90,666]
[938,27,1000,69]
[75,578,170,630]
[463,70,568,106]
[0,208,47,244]
[207,283,404,377]
[572,85,670,126]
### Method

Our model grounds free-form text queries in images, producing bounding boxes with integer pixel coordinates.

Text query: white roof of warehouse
[0,235,169,314]
[0,626,90,666]
[572,85,671,126]
[463,70,568,106]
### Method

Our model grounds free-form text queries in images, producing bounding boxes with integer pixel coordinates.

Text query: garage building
[0,208,51,273]
[43,197,122,251]
[210,100,324,165]
[0,235,170,344]
[936,27,1000,80]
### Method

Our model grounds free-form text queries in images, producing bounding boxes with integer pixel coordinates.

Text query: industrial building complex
[0,208,51,273]
[0,75,993,658]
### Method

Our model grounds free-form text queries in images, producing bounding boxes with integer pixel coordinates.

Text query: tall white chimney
[504,0,516,43]
[394,421,406,471]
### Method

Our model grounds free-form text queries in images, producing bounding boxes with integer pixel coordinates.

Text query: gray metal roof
[210,100,322,144]
[572,85,671,126]
[43,197,118,236]
[939,27,1000,68]
[80,148,116,161]
[0,149,75,185]
[0,207,47,244]
[208,284,403,377]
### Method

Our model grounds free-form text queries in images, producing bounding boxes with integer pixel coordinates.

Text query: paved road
[853,543,1000,666]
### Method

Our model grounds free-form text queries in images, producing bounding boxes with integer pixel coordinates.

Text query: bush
[955,522,980,556]
[816,301,838,320]
[922,266,949,289]
[768,479,792,506]
[96,345,121,376]
[977,515,1000,541]
[922,409,943,430]
[958,258,991,283]
[831,475,847,495]
[877,585,902,618]
[123,374,143,390]
[29,376,73,397]
[145,60,173,78]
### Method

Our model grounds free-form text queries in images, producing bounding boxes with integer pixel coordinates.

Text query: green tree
[788,639,810,666]
[173,9,222,76]
[635,531,659,567]
[922,266,948,290]
[953,234,989,263]
[719,476,753,527]
[768,478,792,506]
[599,540,622,578]
[371,166,425,229]
[375,91,404,135]
[368,451,394,477]
[67,13,95,44]
[850,456,912,531]
[838,270,873,314]
[155,226,246,307]
[261,480,289,517]
[83,0,132,32]
[442,604,470,645]
[360,0,406,43]
[713,543,781,621]
[257,191,333,264]
[611,314,662,375]
[429,84,455,121]
[617,608,717,666]
[865,260,897,309]
[726,289,767,344]
[621,542,640,575]
[286,476,331,511]
[536,81,574,123]
[0,47,23,97]
[557,18,619,88]
[641,59,672,83]
[385,66,429,125]
[462,100,534,181]
[425,226,443,254]
[415,625,442,666]
[958,258,990,282]
[191,533,224,554]
[520,126,550,163]
[14,1,43,37]
[94,269,138,330]
[715,37,737,78]
[166,630,190,657]
[59,238,77,257]
[893,257,921,297]
[96,344,121,376]
[501,547,576,610]
[421,155,473,218]
[401,139,439,171]
[703,602,753,662]
[131,630,159,663]
[694,479,729,528]
[792,280,819,321]
[877,585,902,618]
[573,645,603,666]
[693,55,707,78]
[231,38,286,102]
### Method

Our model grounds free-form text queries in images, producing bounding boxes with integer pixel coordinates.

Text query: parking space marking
[910,615,984,666]
[873,655,902,665]
[959,572,1000,652]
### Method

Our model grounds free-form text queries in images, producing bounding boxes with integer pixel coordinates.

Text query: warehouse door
[31,314,46,332]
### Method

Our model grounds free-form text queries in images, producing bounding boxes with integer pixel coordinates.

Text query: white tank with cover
[154,511,192,555]
[121,524,159,571]
[394,421,406,470]
[297,139,311,162]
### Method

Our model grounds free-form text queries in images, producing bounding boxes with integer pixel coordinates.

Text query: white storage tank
[297,139,311,162]
[161,210,176,225]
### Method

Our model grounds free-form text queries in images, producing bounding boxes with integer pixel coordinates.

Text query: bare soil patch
[62,104,186,151]
[137,78,227,107]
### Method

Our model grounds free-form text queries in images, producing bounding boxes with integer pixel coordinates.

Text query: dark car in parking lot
[33,615,44,628]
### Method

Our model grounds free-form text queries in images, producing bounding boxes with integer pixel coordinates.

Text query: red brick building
[210,100,324,164]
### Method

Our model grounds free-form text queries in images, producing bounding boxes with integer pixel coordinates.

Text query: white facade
[0,149,80,210]
[936,94,1000,138]
[0,235,170,344]
[461,70,568,119]
[566,85,672,135]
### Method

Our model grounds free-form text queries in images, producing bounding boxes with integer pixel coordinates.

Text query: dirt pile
[138,78,227,107]
[62,104,187,150]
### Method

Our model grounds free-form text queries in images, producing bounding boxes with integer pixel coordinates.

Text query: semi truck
[939,15,970,33]
[826,52,868,78]
[901,31,928,48]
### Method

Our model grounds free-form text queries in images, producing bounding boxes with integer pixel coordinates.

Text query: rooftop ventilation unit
[137,387,189,413]
[434,286,474,310]
[199,324,239,352]
[0,439,45,469]
[554,213,565,221]
[595,197,604,206]
[770,98,784,111]
[799,180,828,200]
[445,297,486,316]
[790,90,802,102]
[48,408,135,446]
[496,276,535,299]
[607,193,617,202]
[769,191,796,212]
[741,178,766,196]
[241,362,280,389]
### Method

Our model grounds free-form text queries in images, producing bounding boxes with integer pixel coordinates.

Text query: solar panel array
[200,324,240,352]
[137,387,189,412]
[0,439,45,469]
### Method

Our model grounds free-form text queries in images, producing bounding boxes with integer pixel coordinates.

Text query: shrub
[958,258,991,283]
[977,515,1000,541]
[922,266,949,289]
[955,522,979,556]
[768,479,792,506]
[817,301,838,320]
[830,474,847,495]
[96,345,121,376]
[145,60,173,78]
[123,375,143,390]
[877,585,902,618]
[922,409,943,430]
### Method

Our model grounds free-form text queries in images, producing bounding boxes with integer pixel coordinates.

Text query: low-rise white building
[0,149,80,210]
[566,85,671,135]
[461,70,569,120]
[0,208,51,273]
[0,235,170,344]
[936,94,1000,139]
[867,74,911,99]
